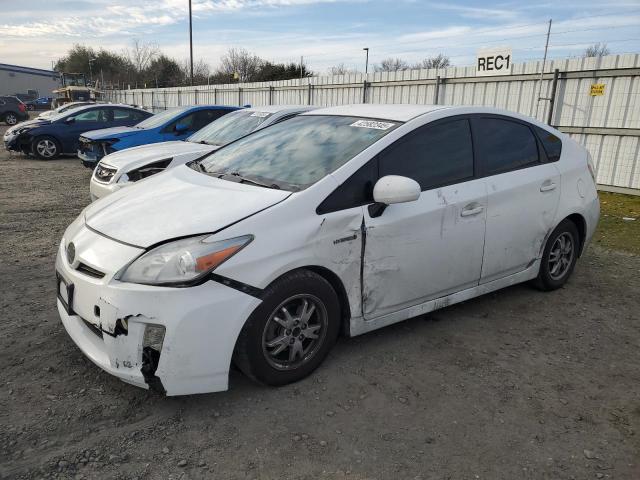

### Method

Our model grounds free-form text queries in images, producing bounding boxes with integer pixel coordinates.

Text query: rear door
[472,115,561,283]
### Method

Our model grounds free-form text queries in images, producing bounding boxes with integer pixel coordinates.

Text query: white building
[0,63,61,98]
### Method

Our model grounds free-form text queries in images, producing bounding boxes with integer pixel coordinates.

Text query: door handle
[461,205,484,217]
[540,181,557,192]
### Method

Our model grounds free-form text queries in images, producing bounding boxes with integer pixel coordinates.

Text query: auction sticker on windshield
[350,120,395,130]
[250,112,270,117]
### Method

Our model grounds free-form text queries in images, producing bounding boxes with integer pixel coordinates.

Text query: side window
[534,126,562,162]
[379,118,474,191]
[113,108,135,121]
[317,160,377,214]
[165,112,196,132]
[475,118,540,174]
[72,108,107,122]
[192,109,228,130]
[133,110,149,122]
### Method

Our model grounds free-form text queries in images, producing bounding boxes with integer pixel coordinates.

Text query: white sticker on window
[350,120,395,130]
[250,111,270,117]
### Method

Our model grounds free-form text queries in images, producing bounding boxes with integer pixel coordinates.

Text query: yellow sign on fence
[590,84,605,96]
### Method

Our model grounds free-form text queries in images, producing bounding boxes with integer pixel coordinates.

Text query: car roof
[303,104,449,122]
[245,104,316,114]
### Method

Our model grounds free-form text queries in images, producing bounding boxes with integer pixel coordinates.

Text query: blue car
[25,97,53,111]
[4,104,151,159]
[77,105,241,168]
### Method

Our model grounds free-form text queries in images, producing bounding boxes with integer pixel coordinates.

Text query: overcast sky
[1,0,639,73]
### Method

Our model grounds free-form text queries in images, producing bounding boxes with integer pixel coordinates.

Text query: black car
[0,96,29,126]
[4,104,152,159]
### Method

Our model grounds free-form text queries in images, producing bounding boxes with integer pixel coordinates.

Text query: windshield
[188,110,272,146]
[196,115,399,191]
[135,107,187,129]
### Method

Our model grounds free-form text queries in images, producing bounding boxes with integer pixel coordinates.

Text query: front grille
[94,164,117,183]
[76,263,105,279]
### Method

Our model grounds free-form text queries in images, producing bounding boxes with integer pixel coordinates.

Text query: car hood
[7,119,49,134]
[82,126,143,141]
[84,165,291,248]
[101,141,216,172]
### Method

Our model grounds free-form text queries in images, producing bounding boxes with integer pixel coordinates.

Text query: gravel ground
[1,120,639,480]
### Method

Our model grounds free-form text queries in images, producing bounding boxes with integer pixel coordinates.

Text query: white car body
[56,104,599,396]
[89,105,316,201]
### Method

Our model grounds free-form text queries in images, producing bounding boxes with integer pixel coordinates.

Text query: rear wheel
[533,219,579,291]
[234,270,340,386]
[4,112,18,125]
[32,136,61,159]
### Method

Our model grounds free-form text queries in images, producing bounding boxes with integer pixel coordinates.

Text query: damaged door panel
[362,180,488,319]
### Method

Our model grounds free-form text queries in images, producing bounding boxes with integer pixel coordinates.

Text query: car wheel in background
[234,269,340,386]
[4,112,18,125]
[32,136,61,159]
[27,105,35,111]
[533,219,580,291]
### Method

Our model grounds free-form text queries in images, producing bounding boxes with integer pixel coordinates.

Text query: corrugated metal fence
[105,54,640,193]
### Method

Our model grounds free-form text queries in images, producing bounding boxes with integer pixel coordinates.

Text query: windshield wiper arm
[226,171,280,189]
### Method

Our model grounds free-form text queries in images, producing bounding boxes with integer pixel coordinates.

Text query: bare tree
[126,39,160,76]
[327,63,359,75]
[182,58,211,84]
[217,47,262,82]
[414,54,451,69]
[583,43,610,58]
[375,57,409,72]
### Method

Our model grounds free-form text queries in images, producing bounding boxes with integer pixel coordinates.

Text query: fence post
[434,76,441,105]
[151,91,155,111]
[194,88,198,105]
[362,81,369,103]
[178,89,181,106]
[546,69,560,126]
[269,86,274,105]
[163,90,167,109]
[238,87,242,106]
[308,84,313,105]
[214,88,217,104]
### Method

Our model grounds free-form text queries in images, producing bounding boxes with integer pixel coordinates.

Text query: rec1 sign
[476,48,512,76]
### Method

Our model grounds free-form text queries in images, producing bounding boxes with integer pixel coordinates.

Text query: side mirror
[370,175,421,218]
[65,117,75,124]
[174,123,188,133]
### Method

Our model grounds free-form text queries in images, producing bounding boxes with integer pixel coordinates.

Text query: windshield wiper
[225,172,281,189]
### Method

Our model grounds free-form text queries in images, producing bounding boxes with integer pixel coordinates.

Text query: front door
[361,117,487,319]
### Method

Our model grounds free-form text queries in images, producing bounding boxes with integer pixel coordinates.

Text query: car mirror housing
[65,117,75,124]
[373,175,421,205]
[175,123,188,133]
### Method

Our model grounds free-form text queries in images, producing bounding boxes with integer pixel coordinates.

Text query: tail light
[18,103,26,113]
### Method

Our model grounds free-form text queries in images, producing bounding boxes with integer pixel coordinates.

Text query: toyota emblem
[66,242,76,264]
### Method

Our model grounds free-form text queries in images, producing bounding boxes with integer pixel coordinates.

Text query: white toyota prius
[56,104,600,395]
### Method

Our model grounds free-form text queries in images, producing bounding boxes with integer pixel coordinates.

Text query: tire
[533,219,580,291]
[32,136,61,159]
[234,269,340,386]
[4,112,18,126]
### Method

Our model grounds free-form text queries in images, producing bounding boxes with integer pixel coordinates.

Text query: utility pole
[363,47,369,74]
[535,18,552,118]
[189,0,194,86]
[300,56,304,80]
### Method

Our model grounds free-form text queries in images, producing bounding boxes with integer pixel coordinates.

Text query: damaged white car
[56,104,599,395]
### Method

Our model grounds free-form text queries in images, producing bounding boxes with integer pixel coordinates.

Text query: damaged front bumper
[55,226,261,395]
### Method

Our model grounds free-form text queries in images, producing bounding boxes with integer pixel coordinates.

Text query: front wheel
[32,136,60,159]
[533,219,580,291]
[234,270,340,386]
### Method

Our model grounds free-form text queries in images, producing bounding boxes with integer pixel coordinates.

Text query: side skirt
[348,260,540,337]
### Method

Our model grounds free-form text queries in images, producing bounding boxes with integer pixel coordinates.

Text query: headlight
[117,234,253,286]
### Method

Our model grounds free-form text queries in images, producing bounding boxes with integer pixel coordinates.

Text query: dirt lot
[1,119,639,480]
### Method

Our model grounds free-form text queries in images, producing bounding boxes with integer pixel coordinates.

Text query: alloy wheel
[36,139,57,158]
[6,113,17,125]
[262,294,328,371]
[548,232,574,280]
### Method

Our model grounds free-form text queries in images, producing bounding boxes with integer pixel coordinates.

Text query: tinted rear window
[475,118,539,174]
